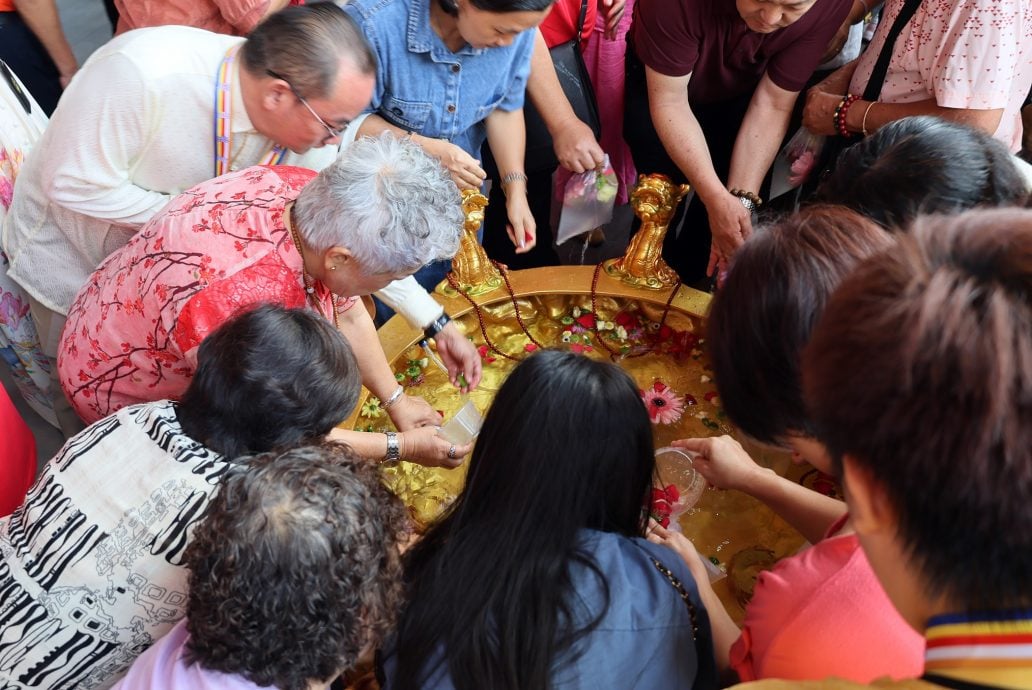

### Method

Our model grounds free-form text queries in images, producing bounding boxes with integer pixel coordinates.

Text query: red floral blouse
[59,165,355,423]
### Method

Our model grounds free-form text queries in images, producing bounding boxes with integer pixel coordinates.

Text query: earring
[330,265,337,270]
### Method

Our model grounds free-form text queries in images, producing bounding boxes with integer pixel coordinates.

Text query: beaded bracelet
[729,189,763,210]
[833,94,860,138]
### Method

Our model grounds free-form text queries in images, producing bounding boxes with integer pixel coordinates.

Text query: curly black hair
[183,443,409,690]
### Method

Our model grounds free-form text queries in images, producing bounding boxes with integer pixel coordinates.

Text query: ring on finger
[447,445,457,459]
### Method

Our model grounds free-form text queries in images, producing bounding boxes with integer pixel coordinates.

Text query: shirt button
[451,64,460,73]
[447,104,456,113]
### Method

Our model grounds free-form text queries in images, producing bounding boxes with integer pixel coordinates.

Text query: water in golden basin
[354,289,826,622]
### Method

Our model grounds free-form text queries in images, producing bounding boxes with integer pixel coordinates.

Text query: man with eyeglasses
[2,2,482,437]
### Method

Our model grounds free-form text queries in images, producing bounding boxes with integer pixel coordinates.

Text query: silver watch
[736,195,757,213]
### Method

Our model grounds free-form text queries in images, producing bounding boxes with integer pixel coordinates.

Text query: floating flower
[649,484,682,528]
[360,399,384,419]
[524,343,538,353]
[477,345,496,364]
[641,381,685,425]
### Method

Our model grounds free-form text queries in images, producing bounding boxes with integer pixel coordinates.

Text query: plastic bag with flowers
[555,154,618,245]
[768,127,825,201]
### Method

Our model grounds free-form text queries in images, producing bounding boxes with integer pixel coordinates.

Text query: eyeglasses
[266,70,346,140]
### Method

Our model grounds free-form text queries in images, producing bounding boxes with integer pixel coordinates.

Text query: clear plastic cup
[654,446,707,510]
[437,399,483,446]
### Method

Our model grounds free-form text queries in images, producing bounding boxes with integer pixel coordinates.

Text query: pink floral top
[849,0,1032,152]
[59,165,356,424]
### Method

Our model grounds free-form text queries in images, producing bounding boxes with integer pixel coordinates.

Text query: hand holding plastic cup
[655,446,708,509]
[437,399,483,446]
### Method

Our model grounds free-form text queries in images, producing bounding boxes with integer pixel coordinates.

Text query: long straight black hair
[389,349,655,690]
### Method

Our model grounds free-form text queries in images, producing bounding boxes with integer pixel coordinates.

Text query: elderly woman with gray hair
[57,134,473,467]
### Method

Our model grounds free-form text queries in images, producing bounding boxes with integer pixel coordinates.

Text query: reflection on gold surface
[350,273,817,623]
[437,189,503,297]
[604,174,691,290]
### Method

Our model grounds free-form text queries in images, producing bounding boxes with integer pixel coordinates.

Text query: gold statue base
[603,256,680,290]
[437,274,503,298]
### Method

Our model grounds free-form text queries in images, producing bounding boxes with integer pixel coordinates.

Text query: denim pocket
[380,93,433,132]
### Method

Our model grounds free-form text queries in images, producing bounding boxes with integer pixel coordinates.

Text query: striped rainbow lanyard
[213,46,287,178]
[925,610,1032,672]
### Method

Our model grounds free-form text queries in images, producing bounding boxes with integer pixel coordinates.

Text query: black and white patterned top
[0,400,232,690]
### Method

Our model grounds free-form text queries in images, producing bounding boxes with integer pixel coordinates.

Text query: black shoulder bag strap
[0,60,31,115]
[862,0,925,102]
[574,0,588,39]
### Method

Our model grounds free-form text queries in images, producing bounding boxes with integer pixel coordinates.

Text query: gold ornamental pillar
[604,174,690,290]
[437,189,503,297]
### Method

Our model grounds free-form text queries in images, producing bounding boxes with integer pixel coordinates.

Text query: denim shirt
[379,531,719,689]
[342,0,535,157]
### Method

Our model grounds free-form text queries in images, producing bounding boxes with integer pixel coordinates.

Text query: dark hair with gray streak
[241,2,376,100]
[185,443,409,690]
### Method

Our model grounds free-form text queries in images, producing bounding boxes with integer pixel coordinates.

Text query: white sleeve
[42,52,171,227]
[375,275,445,331]
[338,112,371,150]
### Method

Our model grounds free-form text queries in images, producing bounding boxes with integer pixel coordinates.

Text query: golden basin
[344,176,817,622]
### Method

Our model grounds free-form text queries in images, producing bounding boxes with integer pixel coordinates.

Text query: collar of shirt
[406,0,486,59]
[229,56,257,134]
[924,609,1032,683]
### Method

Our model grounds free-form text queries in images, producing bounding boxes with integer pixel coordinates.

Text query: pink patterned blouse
[58,165,356,424]
[849,0,1032,152]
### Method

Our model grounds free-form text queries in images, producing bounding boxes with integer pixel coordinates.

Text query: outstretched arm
[646,67,752,272]
[675,436,846,544]
[527,30,603,173]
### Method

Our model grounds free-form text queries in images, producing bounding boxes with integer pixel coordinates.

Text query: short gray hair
[241,2,376,99]
[293,134,463,275]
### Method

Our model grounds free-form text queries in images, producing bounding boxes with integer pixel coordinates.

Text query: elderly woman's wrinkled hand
[434,322,482,392]
[803,88,844,136]
[387,394,443,431]
[399,426,473,469]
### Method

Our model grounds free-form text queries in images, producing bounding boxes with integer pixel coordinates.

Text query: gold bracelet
[861,101,876,137]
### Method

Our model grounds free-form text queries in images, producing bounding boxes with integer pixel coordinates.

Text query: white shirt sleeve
[375,275,445,330]
[42,51,172,228]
